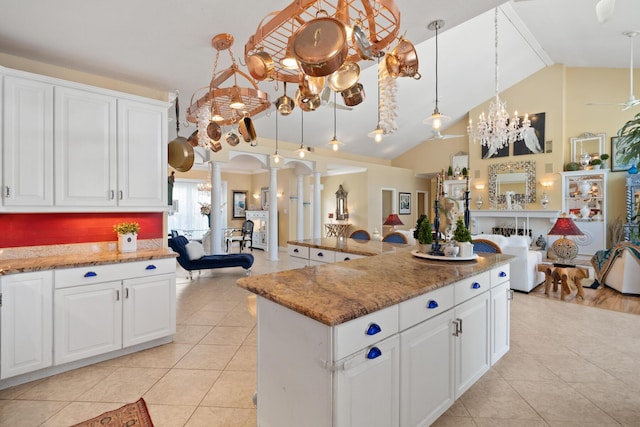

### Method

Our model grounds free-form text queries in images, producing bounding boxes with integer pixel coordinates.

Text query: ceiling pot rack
[186,33,271,128]
[243,0,401,85]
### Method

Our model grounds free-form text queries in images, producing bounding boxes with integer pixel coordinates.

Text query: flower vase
[629,164,639,174]
[118,233,137,253]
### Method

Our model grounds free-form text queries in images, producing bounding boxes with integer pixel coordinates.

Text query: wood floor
[528,280,640,315]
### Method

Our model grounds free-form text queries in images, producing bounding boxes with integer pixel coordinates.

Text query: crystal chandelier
[468,9,530,150]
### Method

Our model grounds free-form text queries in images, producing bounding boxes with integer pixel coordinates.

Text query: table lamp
[548,214,583,266]
[383,213,404,231]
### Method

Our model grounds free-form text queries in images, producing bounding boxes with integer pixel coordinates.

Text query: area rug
[71,398,153,427]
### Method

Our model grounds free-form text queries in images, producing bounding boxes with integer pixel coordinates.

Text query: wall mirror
[489,160,536,208]
[570,132,605,163]
[335,185,349,220]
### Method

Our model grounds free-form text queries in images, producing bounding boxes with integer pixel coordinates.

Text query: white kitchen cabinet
[54,85,117,206]
[2,75,54,207]
[0,271,53,379]
[117,99,167,207]
[490,281,511,365]
[245,210,268,251]
[54,259,176,365]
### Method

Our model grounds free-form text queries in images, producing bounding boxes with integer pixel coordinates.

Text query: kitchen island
[237,248,513,427]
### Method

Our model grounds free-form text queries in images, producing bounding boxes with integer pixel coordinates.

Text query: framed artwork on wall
[514,112,545,155]
[481,142,509,159]
[233,191,247,218]
[399,192,411,215]
[260,187,269,210]
[612,136,635,172]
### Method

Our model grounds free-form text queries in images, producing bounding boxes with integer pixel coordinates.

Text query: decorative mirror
[488,160,536,208]
[570,132,605,166]
[335,185,349,220]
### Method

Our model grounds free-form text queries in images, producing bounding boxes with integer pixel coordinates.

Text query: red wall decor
[0,212,163,248]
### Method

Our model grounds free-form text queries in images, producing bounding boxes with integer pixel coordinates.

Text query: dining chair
[382,232,408,244]
[349,229,371,240]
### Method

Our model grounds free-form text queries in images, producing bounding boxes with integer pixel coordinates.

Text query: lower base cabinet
[0,271,53,380]
[490,281,511,365]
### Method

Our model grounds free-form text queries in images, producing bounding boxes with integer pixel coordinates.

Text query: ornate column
[313,171,322,239]
[211,161,223,254]
[297,174,304,240]
[268,167,279,260]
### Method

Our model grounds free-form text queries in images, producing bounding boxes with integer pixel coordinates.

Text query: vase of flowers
[113,222,140,253]
[200,202,211,227]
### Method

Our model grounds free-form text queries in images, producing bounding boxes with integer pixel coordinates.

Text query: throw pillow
[185,241,205,260]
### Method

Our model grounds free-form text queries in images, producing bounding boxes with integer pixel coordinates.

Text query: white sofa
[472,234,545,292]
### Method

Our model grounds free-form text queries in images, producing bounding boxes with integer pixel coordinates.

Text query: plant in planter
[617,111,640,167]
[447,165,453,178]
[452,217,474,257]
[590,158,602,170]
[600,153,610,169]
[416,215,433,252]
[113,222,140,253]
[413,214,426,240]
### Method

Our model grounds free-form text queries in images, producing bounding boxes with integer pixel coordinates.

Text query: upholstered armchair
[592,242,640,294]
[471,234,544,292]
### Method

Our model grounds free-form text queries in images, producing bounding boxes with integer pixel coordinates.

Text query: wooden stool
[537,264,589,301]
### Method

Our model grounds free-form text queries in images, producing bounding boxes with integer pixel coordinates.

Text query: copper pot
[168,137,195,172]
[295,89,321,111]
[275,82,295,116]
[246,48,274,81]
[340,82,365,107]
[238,115,257,143]
[226,131,240,146]
[187,130,199,147]
[298,73,325,101]
[206,121,222,141]
[327,61,360,92]
[389,37,421,79]
[292,13,348,77]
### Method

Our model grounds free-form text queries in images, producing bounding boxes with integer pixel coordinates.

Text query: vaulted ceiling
[1,0,638,162]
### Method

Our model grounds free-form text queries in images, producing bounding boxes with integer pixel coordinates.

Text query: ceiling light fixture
[423,19,450,133]
[229,85,246,110]
[329,92,343,152]
[280,36,299,70]
[467,9,530,152]
[368,57,386,143]
[296,110,306,159]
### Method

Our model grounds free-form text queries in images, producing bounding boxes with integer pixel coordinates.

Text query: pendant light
[368,57,386,143]
[329,92,343,152]
[423,20,450,132]
[296,110,306,158]
[272,104,282,164]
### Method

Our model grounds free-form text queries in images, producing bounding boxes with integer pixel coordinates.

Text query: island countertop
[237,249,512,326]
[287,237,407,256]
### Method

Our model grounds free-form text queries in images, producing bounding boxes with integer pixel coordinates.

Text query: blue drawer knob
[472,282,481,289]
[318,252,324,257]
[367,347,382,360]
[84,271,97,278]
[427,300,439,309]
[366,323,381,335]
[145,265,157,270]
[344,257,351,261]
[293,248,299,253]
[499,271,507,277]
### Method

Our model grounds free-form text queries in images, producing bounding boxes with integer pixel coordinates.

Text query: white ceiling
[1,0,639,163]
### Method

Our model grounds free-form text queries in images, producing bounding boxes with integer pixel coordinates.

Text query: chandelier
[197,181,212,192]
[186,34,270,129]
[468,9,530,151]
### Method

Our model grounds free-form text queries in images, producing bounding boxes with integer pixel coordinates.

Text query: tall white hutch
[246,210,268,252]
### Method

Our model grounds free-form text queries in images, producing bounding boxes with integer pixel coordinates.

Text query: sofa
[472,234,544,292]
[168,236,254,279]
[592,242,640,295]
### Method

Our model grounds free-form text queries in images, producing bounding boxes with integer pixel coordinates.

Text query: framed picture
[399,192,411,215]
[451,152,469,171]
[233,191,247,218]
[612,136,635,172]
[514,112,546,155]
[260,187,269,210]
[481,142,509,159]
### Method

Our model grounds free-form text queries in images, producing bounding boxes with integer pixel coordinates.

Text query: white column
[211,162,223,254]
[268,167,279,260]
[297,174,304,240]
[313,171,322,239]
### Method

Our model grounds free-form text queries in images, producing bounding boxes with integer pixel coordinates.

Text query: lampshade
[548,214,583,265]
[383,213,404,226]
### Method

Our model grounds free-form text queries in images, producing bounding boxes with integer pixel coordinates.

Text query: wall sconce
[474,184,485,210]
[277,192,283,198]
[540,181,552,209]
[253,193,260,199]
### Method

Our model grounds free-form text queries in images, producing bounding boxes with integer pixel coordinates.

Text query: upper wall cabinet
[0,67,168,211]
[2,75,54,207]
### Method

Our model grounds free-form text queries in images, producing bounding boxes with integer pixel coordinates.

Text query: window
[168,179,210,240]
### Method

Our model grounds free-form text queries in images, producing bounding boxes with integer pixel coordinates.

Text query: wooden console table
[537,263,589,301]
[324,223,350,238]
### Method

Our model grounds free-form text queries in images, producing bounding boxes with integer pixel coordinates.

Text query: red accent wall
[0,213,163,248]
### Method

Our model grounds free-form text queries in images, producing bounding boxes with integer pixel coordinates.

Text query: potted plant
[617,111,640,167]
[113,221,140,253]
[452,217,473,257]
[416,215,433,253]
[447,165,453,178]
[600,153,610,169]
[590,158,602,170]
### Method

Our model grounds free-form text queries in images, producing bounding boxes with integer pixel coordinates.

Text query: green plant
[113,222,140,235]
[413,214,426,240]
[590,158,602,166]
[617,111,640,165]
[417,216,433,245]
[565,162,579,171]
[600,153,610,161]
[447,165,453,177]
[452,217,472,243]
[461,167,468,177]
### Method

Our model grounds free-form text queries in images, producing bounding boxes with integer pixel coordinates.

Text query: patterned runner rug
[71,398,153,427]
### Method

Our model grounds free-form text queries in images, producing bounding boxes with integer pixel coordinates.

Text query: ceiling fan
[426,130,465,141]
[589,31,640,111]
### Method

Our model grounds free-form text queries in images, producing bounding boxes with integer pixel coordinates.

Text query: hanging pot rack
[244,0,401,84]
[186,33,271,127]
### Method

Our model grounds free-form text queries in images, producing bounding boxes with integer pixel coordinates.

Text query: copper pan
[168,137,195,172]
[246,48,274,81]
[327,61,360,92]
[390,37,421,79]
[206,121,222,141]
[238,115,257,143]
[292,12,348,77]
[341,82,365,107]
[187,130,199,147]
[298,73,325,100]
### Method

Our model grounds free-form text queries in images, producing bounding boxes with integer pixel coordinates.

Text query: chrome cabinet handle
[125,288,129,299]
[116,289,120,301]
[119,190,123,200]
[452,319,460,336]
[110,190,115,199]
[5,186,9,198]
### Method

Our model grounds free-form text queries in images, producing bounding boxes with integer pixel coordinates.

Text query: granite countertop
[287,238,407,256]
[0,240,177,275]
[237,250,512,326]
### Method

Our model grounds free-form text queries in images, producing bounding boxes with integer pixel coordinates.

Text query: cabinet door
[54,281,122,365]
[117,99,167,207]
[400,310,455,427]
[1,271,53,379]
[122,273,176,348]
[55,86,117,206]
[2,76,54,206]
[490,281,511,365]
[454,291,490,398]
[335,335,400,427]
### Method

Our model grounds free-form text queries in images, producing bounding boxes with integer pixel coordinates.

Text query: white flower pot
[118,233,137,253]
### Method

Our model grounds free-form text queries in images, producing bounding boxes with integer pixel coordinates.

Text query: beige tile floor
[1,248,640,426]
